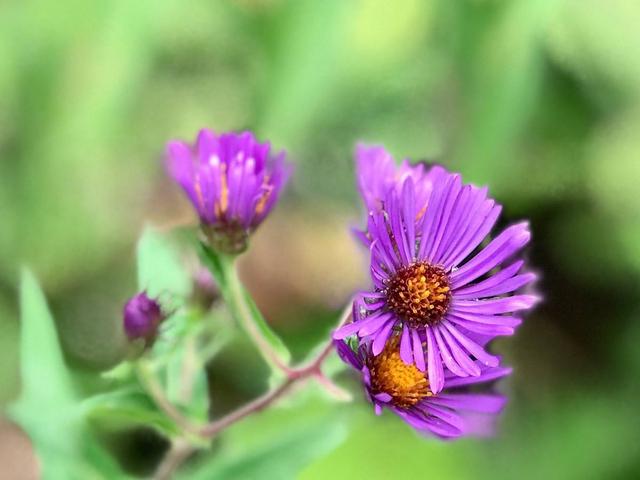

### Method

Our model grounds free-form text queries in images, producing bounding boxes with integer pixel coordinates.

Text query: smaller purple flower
[335,336,510,439]
[353,144,443,245]
[356,144,441,215]
[123,292,165,345]
[166,129,291,254]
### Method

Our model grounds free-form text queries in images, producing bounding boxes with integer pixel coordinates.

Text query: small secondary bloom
[356,143,439,215]
[335,336,510,439]
[336,150,537,392]
[352,144,443,246]
[123,291,165,344]
[166,129,291,254]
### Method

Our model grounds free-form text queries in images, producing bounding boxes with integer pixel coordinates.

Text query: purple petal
[332,320,362,340]
[358,312,394,337]
[426,328,445,393]
[412,329,426,371]
[442,321,499,367]
[433,326,469,377]
[452,295,539,315]
[372,320,395,355]
[444,366,512,388]
[447,310,522,327]
[438,325,481,376]
[446,316,516,336]
[425,175,463,262]
[400,324,413,365]
[453,261,534,299]
[438,191,502,269]
[333,339,362,369]
[431,185,474,262]
[451,223,531,288]
[431,393,507,414]
[374,392,393,403]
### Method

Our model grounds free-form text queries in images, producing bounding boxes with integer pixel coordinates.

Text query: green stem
[147,300,353,477]
[200,245,291,372]
[137,361,200,436]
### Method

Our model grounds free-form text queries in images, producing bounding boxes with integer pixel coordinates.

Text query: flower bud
[191,266,220,310]
[166,129,291,254]
[123,292,164,345]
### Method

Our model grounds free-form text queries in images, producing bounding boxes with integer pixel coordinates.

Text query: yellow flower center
[369,340,432,408]
[386,261,451,328]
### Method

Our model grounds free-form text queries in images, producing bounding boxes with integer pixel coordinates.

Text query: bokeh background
[2,0,640,478]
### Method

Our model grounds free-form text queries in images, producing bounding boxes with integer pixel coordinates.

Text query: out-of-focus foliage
[1,0,640,478]
[180,388,347,480]
[9,271,128,479]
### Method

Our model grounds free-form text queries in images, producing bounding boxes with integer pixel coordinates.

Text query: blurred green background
[1,0,640,478]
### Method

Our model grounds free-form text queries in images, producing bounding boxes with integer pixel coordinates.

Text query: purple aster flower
[355,143,443,214]
[336,166,538,393]
[123,291,165,344]
[335,336,510,439]
[166,129,291,254]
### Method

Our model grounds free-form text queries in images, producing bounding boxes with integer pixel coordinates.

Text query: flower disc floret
[386,262,451,328]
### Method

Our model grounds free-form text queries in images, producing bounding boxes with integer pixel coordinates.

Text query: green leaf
[179,391,348,480]
[9,269,79,479]
[137,226,192,303]
[14,269,75,405]
[164,335,210,424]
[199,244,291,369]
[154,308,231,423]
[83,387,180,438]
[9,269,129,479]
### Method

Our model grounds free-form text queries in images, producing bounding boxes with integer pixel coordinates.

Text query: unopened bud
[123,291,164,345]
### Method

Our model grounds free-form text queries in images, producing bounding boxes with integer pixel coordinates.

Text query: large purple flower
[335,337,510,439]
[336,160,537,393]
[166,129,291,253]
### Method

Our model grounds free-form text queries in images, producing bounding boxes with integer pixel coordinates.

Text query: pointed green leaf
[9,269,129,479]
[9,269,80,480]
[83,387,181,437]
[14,268,75,405]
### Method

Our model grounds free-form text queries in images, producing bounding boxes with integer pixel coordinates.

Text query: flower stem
[153,438,193,480]
[222,256,290,371]
[199,377,297,437]
[148,302,351,480]
[199,244,291,372]
[198,300,353,436]
[137,361,200,436]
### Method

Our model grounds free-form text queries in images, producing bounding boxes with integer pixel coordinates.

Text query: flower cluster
[127,128,536,440]
[334,144,537,438]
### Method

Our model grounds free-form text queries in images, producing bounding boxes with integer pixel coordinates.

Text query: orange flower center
[369,339,432,408]
[386,262,451,328]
